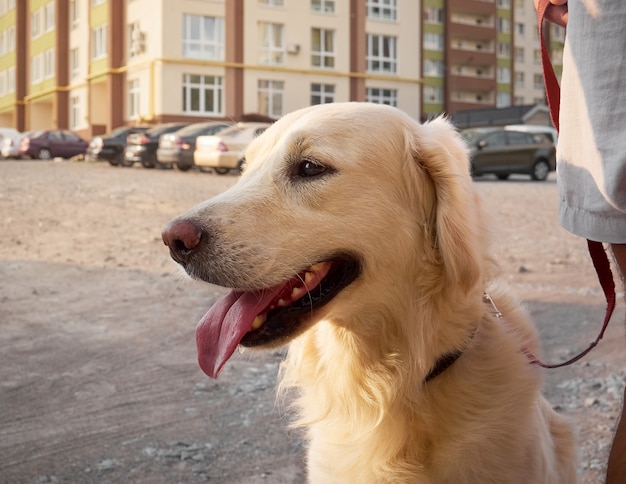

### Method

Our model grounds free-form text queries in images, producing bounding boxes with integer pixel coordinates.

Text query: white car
[0,128,26,159]
[193,122,271,174]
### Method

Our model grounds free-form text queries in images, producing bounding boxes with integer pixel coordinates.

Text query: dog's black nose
[162,219,203,264]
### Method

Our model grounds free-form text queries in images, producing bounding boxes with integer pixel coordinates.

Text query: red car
[19,130,89,160]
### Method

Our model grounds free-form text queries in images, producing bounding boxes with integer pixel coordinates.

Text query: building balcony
[447,48,495,66]
[447,0,497,16]
[449,22,496,41]
[448,73,496,92]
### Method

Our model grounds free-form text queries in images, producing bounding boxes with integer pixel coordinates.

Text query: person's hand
[534,0,568,27]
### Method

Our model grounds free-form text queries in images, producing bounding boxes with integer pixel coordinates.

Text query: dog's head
[162,102,487,378]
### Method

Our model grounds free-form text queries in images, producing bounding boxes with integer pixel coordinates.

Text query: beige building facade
[0,0,423,138]
[0,0,562,138]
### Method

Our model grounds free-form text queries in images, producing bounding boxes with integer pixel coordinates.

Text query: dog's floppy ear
[409,117,485,293]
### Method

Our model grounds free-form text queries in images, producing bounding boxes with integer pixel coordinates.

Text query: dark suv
[461,128,556,181]
[87,125,149,166]
[123,122,189,168]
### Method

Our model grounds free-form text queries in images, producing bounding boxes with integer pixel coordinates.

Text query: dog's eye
[296,160,328,178]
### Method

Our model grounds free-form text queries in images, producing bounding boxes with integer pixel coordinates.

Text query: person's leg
[605,243,626,484]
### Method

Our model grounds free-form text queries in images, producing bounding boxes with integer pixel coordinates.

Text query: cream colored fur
[182,102,577,482]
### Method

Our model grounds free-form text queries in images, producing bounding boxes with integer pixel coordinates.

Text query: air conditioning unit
[286,43,300,55]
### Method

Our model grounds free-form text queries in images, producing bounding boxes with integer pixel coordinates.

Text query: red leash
[526,0,617,369]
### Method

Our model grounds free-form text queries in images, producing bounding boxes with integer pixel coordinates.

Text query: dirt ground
[0,159,624,484]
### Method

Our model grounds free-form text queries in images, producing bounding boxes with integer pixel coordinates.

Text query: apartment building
[0,0,562,138]
[421,0,564,120]
[0,0,422,138]
[512,0,563,106]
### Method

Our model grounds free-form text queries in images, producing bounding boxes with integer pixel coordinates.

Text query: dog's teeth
[237,345,246,354]
[277,299,288,307]
[310,262,326,272]
[304,271,314,285]
[251,315,265,330]
[291,286,306,300]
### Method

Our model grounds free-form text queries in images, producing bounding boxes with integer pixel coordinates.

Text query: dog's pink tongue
[196,288,280,379]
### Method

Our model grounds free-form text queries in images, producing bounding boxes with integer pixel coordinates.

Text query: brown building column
[56,0,69,129]
[14,1,27,131]
[225,0,244,120]
[109,0,125,130]
[349,0,366,101]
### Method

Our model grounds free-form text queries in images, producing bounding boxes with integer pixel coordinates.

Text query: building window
[182,14,224,60]
[551,24,565,41]
[31,53,42,84]
[258,22,284,65]
[91,25,107,59]
[497,17,510,34]
[423,85,443,104]
[182,74,223,115]
[423,59,443,77]
[70,0,79,29]
[258,79,284,118]
[44,2,55,32]
[0,71,6,96]
[497,92,511,108]
[31,9,41,38]
[424,32,443,51]
[497,66,510,83]
[7,26,14,52]
[44,48,55,79]
[7,65,14,93]
[311,83,335,104]
[259,0,284,6]
[515,71,525,88]
[514,46,524,63]
[69,47,79,80]
[128,79,140,119]
[311,0,335,13]
[366,87,397,106]
[551,47,563,65]
[497,42,510,59]
[366,0,397,21]
[424,7,443,24]
[70,95,81,129]
[367,34,397,73]
[533,74,544,90]
[311,28,335,69]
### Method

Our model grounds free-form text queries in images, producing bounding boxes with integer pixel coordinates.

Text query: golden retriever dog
[162,102,577,483]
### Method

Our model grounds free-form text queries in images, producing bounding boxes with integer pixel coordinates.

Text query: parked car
[1,129,31,159]
[87,125,150,166]
[123,122,189,168]
[156,121,231,171]
[461,127,556,181]
[504,124,558,146]
[193,122,271,174]
[18,130,89,160]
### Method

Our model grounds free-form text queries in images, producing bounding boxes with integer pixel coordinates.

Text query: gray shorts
[557,0,626,244]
